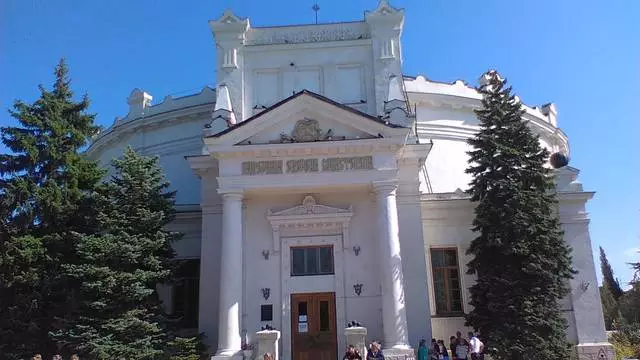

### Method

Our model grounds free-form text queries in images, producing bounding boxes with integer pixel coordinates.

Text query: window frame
[430,247,464,316]
[290,245,335,277]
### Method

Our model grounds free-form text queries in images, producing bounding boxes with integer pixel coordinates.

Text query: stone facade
[86,1,613,359]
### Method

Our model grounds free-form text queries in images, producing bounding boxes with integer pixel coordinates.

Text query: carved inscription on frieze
[286,158,319,173]
[241,160,283,175]
[241,156,373,175]
[321,156,373,172]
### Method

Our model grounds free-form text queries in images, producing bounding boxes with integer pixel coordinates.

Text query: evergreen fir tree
[464,70,574,360]
[0,59,103,359]
[600,283,620,330]
[600,246,624,300]
[599,247,623,329]
[51,147,204,359]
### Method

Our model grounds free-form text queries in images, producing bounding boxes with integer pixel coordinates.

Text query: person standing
[437,339,449,360]
[430,339,440,360]
[418,339,429,360]
[453,331,469,360]
[468,332,484,360]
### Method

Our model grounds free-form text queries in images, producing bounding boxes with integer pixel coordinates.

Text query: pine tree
[0,59,103,359]
[464,70,575,360]
[600,247,624,300]
[51,147,204,359]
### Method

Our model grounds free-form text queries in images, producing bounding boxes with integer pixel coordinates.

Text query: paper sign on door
[298,323,308,333]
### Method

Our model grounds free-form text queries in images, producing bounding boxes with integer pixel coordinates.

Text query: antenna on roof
[312,3,320,24]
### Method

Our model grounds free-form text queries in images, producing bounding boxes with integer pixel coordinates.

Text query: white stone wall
[242,192,384,348]
[243,42,376,117]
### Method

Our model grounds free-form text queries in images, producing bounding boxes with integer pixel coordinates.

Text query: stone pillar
[213,190,244,359]
[373,181,411,352]
[256,330,280,360]
[345,326,368,359]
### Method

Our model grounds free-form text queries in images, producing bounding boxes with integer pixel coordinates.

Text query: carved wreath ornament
[278,118,344,143]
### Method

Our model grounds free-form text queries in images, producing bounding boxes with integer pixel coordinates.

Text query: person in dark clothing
[344,345,363,360]
[449,336,457,357]
[438,339,449,360]
[430,339,440,360]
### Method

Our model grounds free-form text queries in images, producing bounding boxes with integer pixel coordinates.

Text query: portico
[189,89,431,360]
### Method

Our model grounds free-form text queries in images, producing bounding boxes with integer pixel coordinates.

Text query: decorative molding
[245,22,370,46]
[213,139,401,160]
[267,195,353,252]
[88,104,213,157]
[280,235,346,360]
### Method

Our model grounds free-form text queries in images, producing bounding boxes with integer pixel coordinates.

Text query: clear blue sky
[2,0,638,286]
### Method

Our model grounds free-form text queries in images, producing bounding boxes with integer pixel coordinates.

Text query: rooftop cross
[312,3,320,24]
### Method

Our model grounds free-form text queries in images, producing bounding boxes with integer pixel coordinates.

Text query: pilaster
[366,0,405,116]
[396,158,432,348]
[210,10,250,122]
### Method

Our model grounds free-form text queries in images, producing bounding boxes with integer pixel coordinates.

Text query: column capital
[218,188,244,200]
[372,180,398,195]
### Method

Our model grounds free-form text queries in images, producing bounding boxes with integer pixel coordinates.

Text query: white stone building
[87,1,613,359]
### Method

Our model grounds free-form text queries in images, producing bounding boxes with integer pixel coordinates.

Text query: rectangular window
[173,259,200,328]
[430,248,463,315]
[291,246,334,276]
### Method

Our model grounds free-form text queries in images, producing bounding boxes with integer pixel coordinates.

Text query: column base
[211,351,244,360]
[382,347,415,360]
[575,342,615,360]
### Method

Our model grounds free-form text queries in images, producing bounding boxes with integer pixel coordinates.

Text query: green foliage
[619,281,640,325]
[167,335,208,360]
[464,71,574,360]
[51,147,204,359]
[610,321,640,360]
[599,247,625,329]
[600,247,624,300]
[601,284,621,330]
[0,59,103,359]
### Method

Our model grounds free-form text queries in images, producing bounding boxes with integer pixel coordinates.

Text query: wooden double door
[291,292,337,360]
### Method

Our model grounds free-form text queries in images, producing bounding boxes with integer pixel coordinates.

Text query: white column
[373,181,410,349]
[215,190,244,357]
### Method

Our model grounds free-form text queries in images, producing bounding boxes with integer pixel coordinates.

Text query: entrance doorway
[291,292,337,360]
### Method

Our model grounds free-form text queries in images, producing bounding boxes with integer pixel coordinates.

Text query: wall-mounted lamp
[262,250,270,260]
[353,245,361,256]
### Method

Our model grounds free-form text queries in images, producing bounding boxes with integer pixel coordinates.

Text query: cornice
[87,103,212,157]
[557,191,595,202]
[244,39,372,52]
[208,138,404,160]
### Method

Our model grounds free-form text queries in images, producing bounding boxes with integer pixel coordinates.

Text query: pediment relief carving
[272,118,346,144]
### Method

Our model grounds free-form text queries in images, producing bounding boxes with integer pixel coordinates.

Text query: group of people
[32,355,78,360]
[341,341,384,360]
[341,330,484,360]
[419,331,484,360]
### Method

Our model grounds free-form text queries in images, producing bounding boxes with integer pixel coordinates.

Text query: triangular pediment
[268,195,353,217]
[206,90,406,146]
